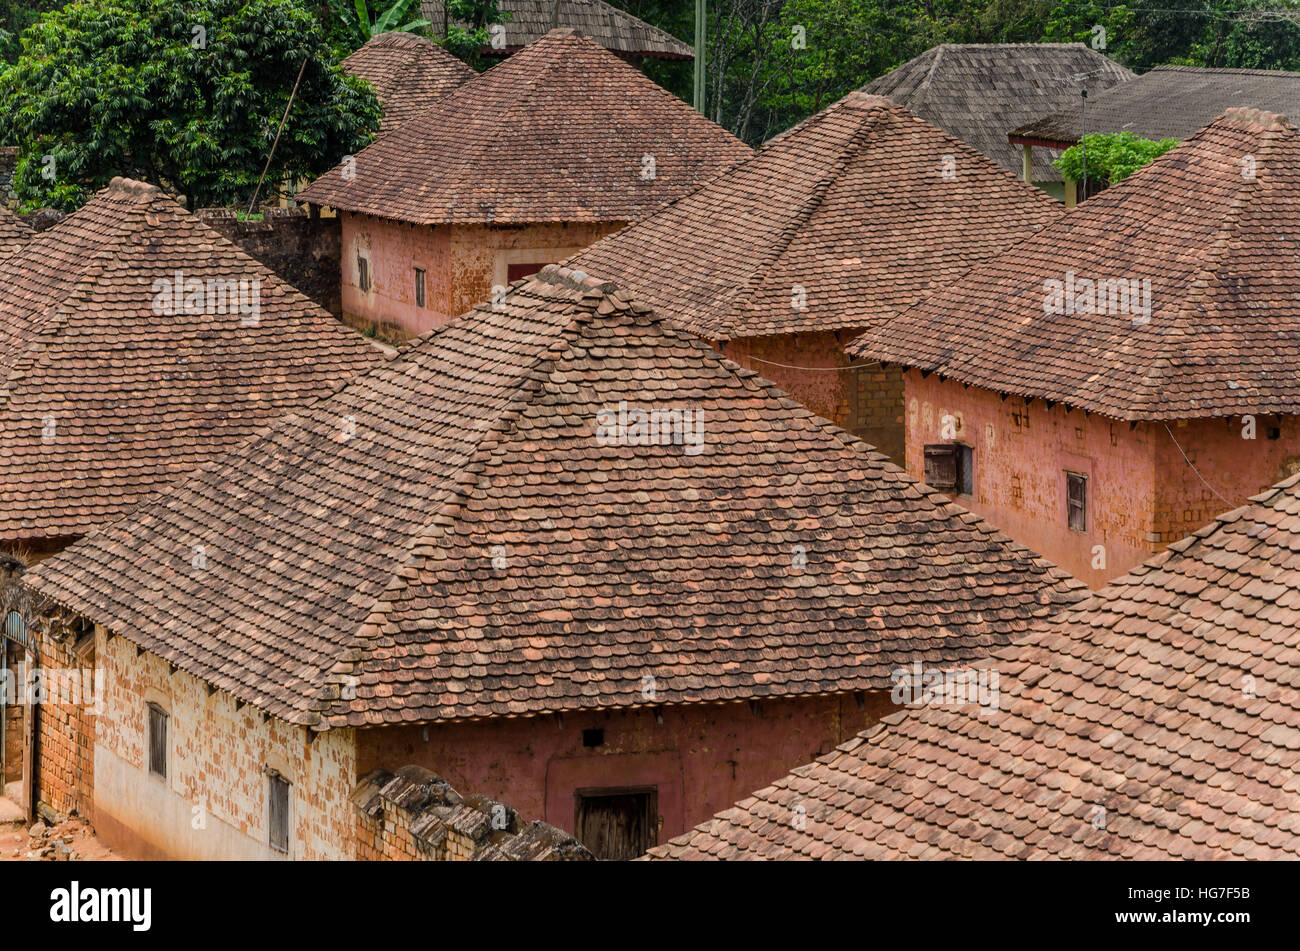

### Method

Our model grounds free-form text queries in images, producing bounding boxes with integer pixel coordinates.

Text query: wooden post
[1022,144,1033,184]
[1063,174,1077,209]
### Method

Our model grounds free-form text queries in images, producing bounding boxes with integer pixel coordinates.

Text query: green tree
[0,0,381,210]
[328,0,430,50]
[428,0,508,69]
[1053,130,1178,187]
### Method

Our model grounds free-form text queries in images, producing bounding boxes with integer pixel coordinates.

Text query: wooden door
[574,787,658,860]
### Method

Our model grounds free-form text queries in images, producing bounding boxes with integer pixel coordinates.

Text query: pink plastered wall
[355,691,897,849]
[340,213,622,336]
[904,371,1300,588]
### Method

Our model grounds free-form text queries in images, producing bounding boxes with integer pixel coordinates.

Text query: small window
[413,267,426,308]
[357,254,371,292]
[582,728,605,748]
[1067,472,1087,532]
[924,443,973,495]
[269,772,290,854]
[147,704,168,779]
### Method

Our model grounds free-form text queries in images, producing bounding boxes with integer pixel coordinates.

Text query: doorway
[574,786,658,860]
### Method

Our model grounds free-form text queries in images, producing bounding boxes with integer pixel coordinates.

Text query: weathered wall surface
[199,207,343,316]
[340,213,620,338]
[721,331,904,464]
[355,691,896,851]
[904,372,1300,587]
[904,371,1156,588]
[31,617,95,821]
[93,629,354,860]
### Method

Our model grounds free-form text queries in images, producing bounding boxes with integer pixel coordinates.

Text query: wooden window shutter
[924,444,958,491]
[1067,473,1088,532]
[268,772,290,854]
[148,704,168,778]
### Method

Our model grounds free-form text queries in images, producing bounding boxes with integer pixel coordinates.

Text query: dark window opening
[1067,472,1088,533]
[147,704,168,779]
[1269,426,1281,440]
[923,443,973,495]
[582,728,604,747]
[357,255,371,292]
[507,262,547,283]
[575,787,658,860]
[414,267,426,308]
[269,772,290,854]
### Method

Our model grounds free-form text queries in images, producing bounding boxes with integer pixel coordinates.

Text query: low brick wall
[198,207,342,316]
[353,765,592,861]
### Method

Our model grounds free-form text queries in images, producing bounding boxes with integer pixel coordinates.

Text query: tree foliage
[327,0,430,50]
[0,0,381,210]
[1053,130,1178,186]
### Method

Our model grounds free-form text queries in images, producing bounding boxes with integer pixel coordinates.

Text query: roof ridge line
[1129,120,1283,414]
[712,101,887,339]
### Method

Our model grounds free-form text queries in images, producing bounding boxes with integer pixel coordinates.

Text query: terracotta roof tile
[299,29,750,224]
[0,177,385,543]
[852,108,1300,420]
[0,206,32,257]
[568,92,1062,340]
[341,31,475,132]
[25,265,1084,726]
[651,473,1300,860]
[862,43,1134,180]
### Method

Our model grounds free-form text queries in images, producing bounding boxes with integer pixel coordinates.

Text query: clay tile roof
[341,31,475,132]
[1012,65,1300,147]
[0,206,32,257]
[568,92,1063,341]
[422,0,694,60]
[862,43,1134,181]
[852,108,1300,421]
[650,472,1300,860]
[25,265,1084,727]
[0,177,385,544]
[298,29,750,224]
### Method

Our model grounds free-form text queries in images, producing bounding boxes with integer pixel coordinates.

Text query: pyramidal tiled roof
[0,178,385,543]
[568,92,1063,341]
[0,206,32,257]
[422,0,694,60]
[853,108,1300,421]
[341,31,476,132]
[861,43,1134,180]
[26,266,1084,727]
[651,472,1300,860]
[299,29,751,224]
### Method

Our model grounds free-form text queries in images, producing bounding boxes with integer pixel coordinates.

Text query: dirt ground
[0,813,119,861]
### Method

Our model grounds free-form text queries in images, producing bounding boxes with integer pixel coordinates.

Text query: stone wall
[198,207,343,317]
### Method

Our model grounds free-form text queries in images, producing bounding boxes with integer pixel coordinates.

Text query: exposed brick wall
[94,630,355,860]
[198,207,343,317]
[721,331,904,464]
[31,614,96,821]
[355,690,898,853]
[340,213,621,338]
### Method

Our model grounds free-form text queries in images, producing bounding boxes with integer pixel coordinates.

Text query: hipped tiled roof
[0,178,384,543]
[299,29,749,224]
[852,108,1300,421]
[422,0,694,60]
[0,206,32,257]
[568,92,1062,341]
[341,31,475,132]
[1012,65,1300,147]
[26,266,1083,727]
[862,43,1133,181]
[651,473,1300,860]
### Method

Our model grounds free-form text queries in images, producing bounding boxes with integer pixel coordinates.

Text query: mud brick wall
[32,628,95,821]
[199,207,343,316]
